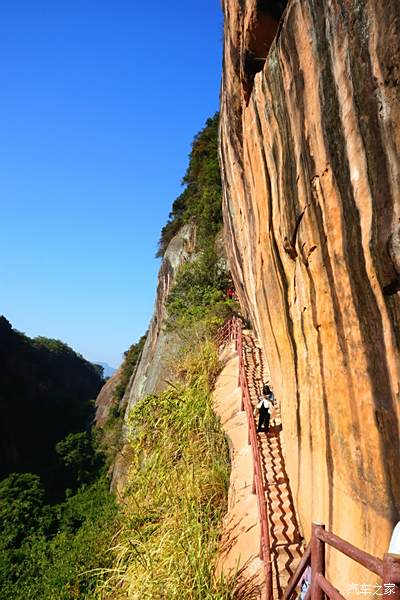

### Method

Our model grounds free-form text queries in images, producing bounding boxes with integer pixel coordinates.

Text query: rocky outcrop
[123,222,196,418]
[220,0,400,585]
[111,223,196,492]
[94,369,122,426]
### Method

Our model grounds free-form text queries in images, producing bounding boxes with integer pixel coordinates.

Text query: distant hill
[0,315,103,497]
[96,362,117,378]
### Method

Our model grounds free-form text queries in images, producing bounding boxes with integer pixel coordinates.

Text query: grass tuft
[96,339,241,599]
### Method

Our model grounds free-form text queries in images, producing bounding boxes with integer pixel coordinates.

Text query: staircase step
[242,331,304,598]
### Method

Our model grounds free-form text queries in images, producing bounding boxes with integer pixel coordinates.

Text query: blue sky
[0,1,223,367]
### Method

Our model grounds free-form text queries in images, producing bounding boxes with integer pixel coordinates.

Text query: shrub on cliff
[156,113,237,332]
[0,476,119,600]
[56,431,104,488]
[157,113,222,257]
[94,333,148,469]
[166,244,235,333]
[113,333,147,405]
[0,474,46,549]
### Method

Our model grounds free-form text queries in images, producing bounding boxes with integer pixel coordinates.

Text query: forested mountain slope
[0,315,103,492]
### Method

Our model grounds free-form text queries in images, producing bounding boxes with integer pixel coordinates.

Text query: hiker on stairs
[254,383,275,433]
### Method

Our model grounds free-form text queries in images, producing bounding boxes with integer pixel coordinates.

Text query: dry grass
[94,340,251,599]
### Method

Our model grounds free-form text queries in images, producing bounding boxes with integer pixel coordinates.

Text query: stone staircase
[243,331,303,599]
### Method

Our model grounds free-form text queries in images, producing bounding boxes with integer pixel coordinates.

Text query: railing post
[238,362,244,411]
[311,522,325,600]
[246,389,251,445]
[382,553,400,599]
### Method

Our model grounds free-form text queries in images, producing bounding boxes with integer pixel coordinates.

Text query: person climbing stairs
[242,329,303,598]
[217,317,400,599]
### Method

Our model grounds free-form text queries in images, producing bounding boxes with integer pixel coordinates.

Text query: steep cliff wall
[111,223,196,490]
[123,222,196,417]
[94,369,122,426]
[220,0,400,583]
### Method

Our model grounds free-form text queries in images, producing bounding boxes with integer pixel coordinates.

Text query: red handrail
[284,523,400,600]
[217,319,400,600]
[215,316,236,346]
[315,528,383,578]
[217,317,273,599]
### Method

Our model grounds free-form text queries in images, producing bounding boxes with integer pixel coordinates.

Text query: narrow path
[243,331,303,598]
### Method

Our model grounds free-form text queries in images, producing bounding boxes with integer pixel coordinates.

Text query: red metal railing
[282,523,400,600]
[217,317,400,600]
[217,316,273,599]
[215,316,238,347]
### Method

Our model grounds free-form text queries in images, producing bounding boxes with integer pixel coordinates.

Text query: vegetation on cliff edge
[157,113,222,258]
[96,338,239,599]
[162,113,236,332]
[96,333,148,468]
[93,115,238,598]
[0,113,238,599]
[0,315,103,496]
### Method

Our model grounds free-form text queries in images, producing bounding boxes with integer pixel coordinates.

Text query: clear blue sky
[0,2,223,367]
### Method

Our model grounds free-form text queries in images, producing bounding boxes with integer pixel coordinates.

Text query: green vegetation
[157,113,222,257]
[0,473,47,550]
[56,431,104,489]
[0,114,240,599]
[0,474,118,600]
[93,114,238,597]
[114,333,147,406]
[166,245,234,332]
[160,113,237,332]
[91,112,236,597]
[0,315,116,599]
[97,339,239,599]
[0,315,103,494]
[96,333,147,468]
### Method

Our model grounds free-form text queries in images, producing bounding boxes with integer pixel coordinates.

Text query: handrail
[217,316,273,599]
[284,522,400,600]
[217,318,400,600]
[315,528,383,577]
[282,544,311,600]
[316,573,346,600]
[215,316,237,347]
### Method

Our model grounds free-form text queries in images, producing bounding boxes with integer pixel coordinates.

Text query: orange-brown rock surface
[220,0,400,586]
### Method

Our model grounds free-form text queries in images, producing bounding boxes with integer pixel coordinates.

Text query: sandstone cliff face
[220,0,400,583]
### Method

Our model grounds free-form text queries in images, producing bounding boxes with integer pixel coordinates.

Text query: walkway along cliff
[219,0,400,587]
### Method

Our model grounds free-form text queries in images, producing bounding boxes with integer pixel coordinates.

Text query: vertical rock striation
[220,0,400,584]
